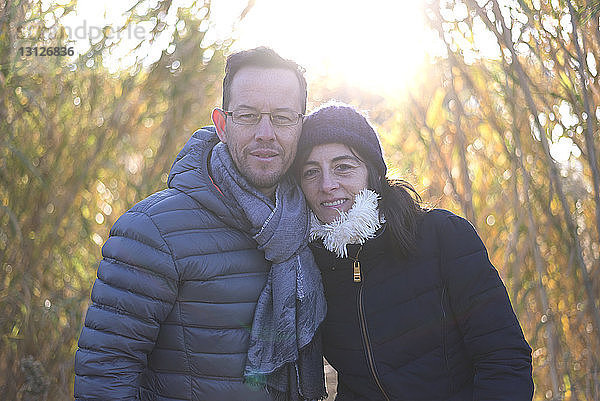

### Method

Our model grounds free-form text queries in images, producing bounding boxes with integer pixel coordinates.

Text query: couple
[74,47,534,401]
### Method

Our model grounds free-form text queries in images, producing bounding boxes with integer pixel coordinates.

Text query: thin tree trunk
[567,0,600,251]
[511,105,563,400]
[447,65,477,225]
[424,4,478,224]
[409,95,466,209]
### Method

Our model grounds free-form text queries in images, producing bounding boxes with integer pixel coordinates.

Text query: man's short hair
[222,47,307,114]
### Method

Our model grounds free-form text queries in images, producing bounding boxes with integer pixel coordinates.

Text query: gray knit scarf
[209,143,327,401]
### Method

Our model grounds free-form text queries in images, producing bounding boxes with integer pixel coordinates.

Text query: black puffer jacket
[311,209,533,401]
[74,128,272,400]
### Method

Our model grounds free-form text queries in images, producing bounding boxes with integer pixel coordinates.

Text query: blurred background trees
[1,0,226,399]
[1,0,599,400]
[405,1,600,399]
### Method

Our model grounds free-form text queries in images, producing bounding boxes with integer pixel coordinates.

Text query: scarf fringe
[245,334,328,401]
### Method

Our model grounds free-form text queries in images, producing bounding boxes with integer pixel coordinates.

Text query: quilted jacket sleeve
[440,213,534,401]
[74,210,179,400]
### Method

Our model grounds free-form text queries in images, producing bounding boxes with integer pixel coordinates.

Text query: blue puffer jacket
[74,128,272,401]
[311,209,533,401]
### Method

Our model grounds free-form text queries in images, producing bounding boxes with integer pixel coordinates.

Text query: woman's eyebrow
[303,154,360,167]
[331,155,360,163]
[302,160,320,167]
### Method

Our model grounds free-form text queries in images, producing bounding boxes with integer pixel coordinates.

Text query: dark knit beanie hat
[295,103,387,178]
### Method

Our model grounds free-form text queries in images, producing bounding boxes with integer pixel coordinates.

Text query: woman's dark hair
[365,161,425,258]
[359,152,425,258]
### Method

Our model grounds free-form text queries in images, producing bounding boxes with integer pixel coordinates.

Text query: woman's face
[300,143,369,224]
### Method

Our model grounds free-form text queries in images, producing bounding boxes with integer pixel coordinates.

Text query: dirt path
[324,359,337,400]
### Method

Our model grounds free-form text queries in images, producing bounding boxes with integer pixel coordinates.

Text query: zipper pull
[353,260,361,282]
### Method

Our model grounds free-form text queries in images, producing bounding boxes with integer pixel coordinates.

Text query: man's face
[214,67,303,197]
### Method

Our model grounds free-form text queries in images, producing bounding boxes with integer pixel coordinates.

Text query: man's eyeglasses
[224,108,303,126]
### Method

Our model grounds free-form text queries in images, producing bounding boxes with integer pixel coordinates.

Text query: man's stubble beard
[231,146,292,191]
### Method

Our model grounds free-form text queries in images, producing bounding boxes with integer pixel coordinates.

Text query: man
[74,47,327,401]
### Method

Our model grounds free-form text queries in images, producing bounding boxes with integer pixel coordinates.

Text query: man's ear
[211,108,227,143]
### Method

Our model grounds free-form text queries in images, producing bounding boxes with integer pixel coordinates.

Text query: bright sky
[211,0,439,94]
[58,0,441,95]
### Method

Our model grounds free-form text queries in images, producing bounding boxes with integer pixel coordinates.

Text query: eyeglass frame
[222,108,304,126]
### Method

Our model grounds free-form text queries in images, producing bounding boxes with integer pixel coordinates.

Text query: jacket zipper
[356,267,391,401]
[440,285,454,392]
[349,245,363,282]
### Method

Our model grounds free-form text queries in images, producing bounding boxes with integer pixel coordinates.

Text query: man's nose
[254,115,276,142]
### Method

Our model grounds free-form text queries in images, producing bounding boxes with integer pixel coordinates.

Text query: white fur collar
[310,189,384,258]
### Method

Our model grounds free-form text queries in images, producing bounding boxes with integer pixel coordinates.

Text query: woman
[295,104,534,401]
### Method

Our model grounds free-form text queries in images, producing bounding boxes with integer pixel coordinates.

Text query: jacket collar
[167,126,243,229]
